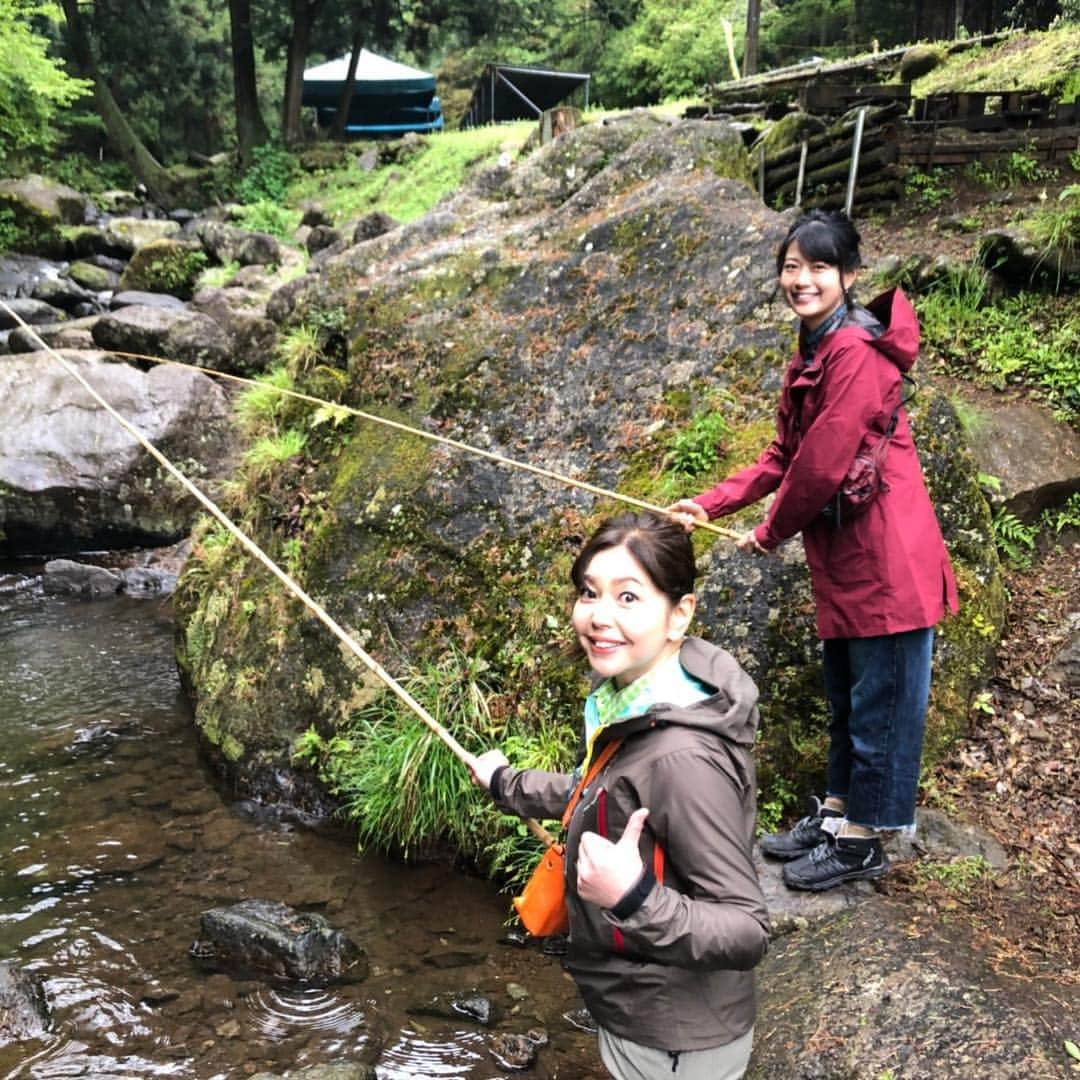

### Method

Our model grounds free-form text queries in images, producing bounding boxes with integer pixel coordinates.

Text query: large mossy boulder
[118,238,208,300]
[173,117,1002,821]
[0,175,94,256]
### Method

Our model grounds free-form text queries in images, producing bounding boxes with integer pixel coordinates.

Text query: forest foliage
[0,0,1076,185]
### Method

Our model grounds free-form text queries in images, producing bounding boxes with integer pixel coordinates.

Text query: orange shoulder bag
[512,739,622,936]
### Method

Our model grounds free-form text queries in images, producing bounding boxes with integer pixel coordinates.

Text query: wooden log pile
[758,103,906,212]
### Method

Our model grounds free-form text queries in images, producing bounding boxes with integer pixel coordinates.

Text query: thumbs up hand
[576,807,650,909]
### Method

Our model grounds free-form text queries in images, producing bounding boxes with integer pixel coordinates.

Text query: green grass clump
[292,648,576,881]
[913,855,992,893]
[198,260,241,289]
[917,273,1080,422]
[1028,184,1080,288]
[235,366,296,432]
[287,123,534,224]
[667,409,731,478]
[244,428,307,480]
[233,199,301,241]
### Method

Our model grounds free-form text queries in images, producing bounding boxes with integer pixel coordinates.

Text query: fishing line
[0,303,558,849]
[92,348,743,542]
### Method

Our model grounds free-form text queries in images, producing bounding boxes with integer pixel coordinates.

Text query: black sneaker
[759,797,844,861]
[782,833,888,891]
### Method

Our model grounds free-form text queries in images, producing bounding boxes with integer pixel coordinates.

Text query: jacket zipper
[595,789,625,952]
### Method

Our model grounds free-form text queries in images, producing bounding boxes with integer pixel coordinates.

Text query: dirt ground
[858,174,1080,990]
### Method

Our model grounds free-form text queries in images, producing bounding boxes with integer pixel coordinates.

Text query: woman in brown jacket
[469,511,769,1079]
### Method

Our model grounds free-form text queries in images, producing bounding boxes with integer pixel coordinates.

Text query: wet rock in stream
[191,899,368,984]
[250,1065,376,1080]
[406,989,500,1026]
[489,1028,549,1071]
[0,962,51,1046]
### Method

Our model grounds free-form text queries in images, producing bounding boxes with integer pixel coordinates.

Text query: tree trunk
[59,0,171,203]
[282,0,326,146]
[331,29,363,140]
[228,0,268,169]
[742,0,760,77]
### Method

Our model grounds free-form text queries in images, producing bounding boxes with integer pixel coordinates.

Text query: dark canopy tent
[461,63,590,128]
[302,50,443,136]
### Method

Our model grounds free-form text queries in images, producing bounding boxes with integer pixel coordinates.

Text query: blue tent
[303,50,443,136]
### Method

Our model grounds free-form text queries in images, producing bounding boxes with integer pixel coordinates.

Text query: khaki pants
[598,1026,753,1080]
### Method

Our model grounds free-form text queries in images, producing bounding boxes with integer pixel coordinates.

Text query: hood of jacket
[845,286,920,374]
[593,636,760,750]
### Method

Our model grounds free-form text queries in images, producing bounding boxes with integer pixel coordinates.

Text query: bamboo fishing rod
[2,305,560,851]
[97,348,743,542]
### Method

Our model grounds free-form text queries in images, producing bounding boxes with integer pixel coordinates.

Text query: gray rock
[0,963,50,1046]
[93,303,232,370]
[489,1030,547,1071]
[306,224,342,254]
[67,260,121,292]
[892,806,1009,869]
[193,220,282,266]
[299,202,333,228]
[0,296,65,329]
[0,350,233,554]
[110,290,187,311]
[118,565,178,596]
[0,174,92,228]
[191,899,368,984]
[1046,613,1080,689]
[407,990,500,1026]
[750,898,1069,1078]
[8,315,101,353]
[960,393,1080,521]
[189,285,278,373]
[352,211,399,243]
[249,1066,377,1080]
[979,225,1080,287]
[42,558,122,596]
[31,275,97,313]
[103,216,182,255]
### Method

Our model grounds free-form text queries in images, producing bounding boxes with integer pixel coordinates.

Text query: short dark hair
[571,511,696,606]
[776,209,862,276]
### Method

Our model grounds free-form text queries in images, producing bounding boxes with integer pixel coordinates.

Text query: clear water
[0,583,601,1079]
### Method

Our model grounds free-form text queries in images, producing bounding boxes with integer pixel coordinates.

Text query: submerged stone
[191,899,368,984]
[0,963,50,1046]
[406,990,500,1027]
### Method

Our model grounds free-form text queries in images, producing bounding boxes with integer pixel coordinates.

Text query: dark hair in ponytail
[571,511,696,606]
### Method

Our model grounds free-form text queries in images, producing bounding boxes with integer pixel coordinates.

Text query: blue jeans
[822,627,935,831]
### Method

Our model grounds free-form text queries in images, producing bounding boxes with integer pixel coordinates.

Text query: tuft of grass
[1028,184,1080,290]
[277,323,323,377]
[198,260,241,289]
[913,854,992,893]
[667,410,731,479]
[235,366,296,433]
[243,428,307,480]
[232,199,302,241]
[292,648,575,882]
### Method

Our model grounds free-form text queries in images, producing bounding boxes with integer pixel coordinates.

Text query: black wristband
[490,764,509,802]
[609,865,656,920]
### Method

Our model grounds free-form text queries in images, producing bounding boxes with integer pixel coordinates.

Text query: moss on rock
[174,117,1006,856]
[119,238,208,300]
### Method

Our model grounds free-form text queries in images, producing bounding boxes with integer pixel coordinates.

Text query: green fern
[991,507,1038,568]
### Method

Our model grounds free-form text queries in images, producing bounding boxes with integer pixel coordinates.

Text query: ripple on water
[378,1028,489,1078]
[243,985,369,1040]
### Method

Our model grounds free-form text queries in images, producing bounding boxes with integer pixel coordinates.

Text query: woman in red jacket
[669,209,958,891]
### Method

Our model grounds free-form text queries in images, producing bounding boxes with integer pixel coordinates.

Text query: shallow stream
[0,581,601,1079]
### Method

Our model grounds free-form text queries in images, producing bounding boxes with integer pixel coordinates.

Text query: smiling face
[572,543,695,689]
[779,239,856,331]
